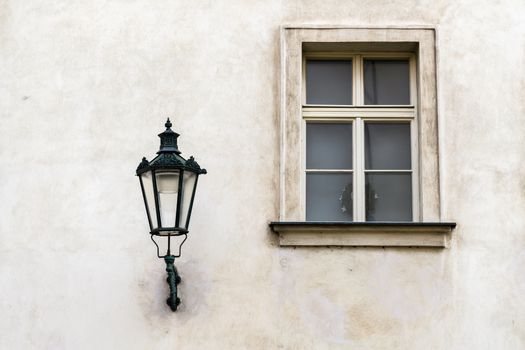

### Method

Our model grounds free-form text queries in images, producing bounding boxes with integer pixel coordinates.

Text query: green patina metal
[164,255,182,312]
[136,118,207,176]
[137,119,206,312]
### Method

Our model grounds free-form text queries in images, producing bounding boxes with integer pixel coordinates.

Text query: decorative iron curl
[164,255,181,312]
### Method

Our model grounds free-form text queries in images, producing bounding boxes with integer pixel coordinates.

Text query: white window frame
[301,53,419,222]
[271,26,456,247]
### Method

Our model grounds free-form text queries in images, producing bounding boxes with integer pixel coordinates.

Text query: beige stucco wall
[1,0,524,349]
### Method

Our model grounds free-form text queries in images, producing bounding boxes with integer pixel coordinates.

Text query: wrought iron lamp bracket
[150,233,188,259]
[137,119,205,312]
[164,255,182,312]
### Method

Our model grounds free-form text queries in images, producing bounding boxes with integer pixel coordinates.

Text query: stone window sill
[269,222,457,248]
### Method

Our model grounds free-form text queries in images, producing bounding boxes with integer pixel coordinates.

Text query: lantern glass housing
[137,119,206,239]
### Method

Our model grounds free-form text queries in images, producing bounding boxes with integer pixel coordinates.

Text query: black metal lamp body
[136,119,206,311]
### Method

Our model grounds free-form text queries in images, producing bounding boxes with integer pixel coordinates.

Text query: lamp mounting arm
[164,255,181,312]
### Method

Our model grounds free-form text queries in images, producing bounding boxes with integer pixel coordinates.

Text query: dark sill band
[269,221,456,230]
[302,105,416,109]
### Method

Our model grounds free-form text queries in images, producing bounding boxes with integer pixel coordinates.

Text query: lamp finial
[157,118,180,154]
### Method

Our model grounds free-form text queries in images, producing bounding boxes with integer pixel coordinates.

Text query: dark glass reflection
[306,60,353,105]
[365,173,412,221]
[306,123,352,169]
[306,173,353,221]
[364,60,410,105]
[365,123,411,170]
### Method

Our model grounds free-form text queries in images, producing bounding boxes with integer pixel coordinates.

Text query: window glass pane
[307,123,352,169]
[306,173,353,221]
[365,123,411,170]
[365,173,412,221]
[306,60,352,105]
[364,60,410,105]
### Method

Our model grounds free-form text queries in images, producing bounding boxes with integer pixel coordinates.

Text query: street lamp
[136,118,206,311]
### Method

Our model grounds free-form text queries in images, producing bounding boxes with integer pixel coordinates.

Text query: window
[303,54,418,222]
[271,27,455,247]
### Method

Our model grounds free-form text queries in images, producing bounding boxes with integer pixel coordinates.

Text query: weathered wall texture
[1,0,524,349]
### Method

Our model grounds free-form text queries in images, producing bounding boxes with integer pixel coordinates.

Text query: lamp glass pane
[155,170,180,228]
[179,171,197,229]
[140,171,158,229]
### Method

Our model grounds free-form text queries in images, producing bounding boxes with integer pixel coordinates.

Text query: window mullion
[355,117,365,221]
[354,56,365,221]
[411,119,420,221]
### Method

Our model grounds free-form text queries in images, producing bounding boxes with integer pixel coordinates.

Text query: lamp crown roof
[136,119,207,175]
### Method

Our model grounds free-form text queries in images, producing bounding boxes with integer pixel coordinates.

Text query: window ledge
[269,222,456,248]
